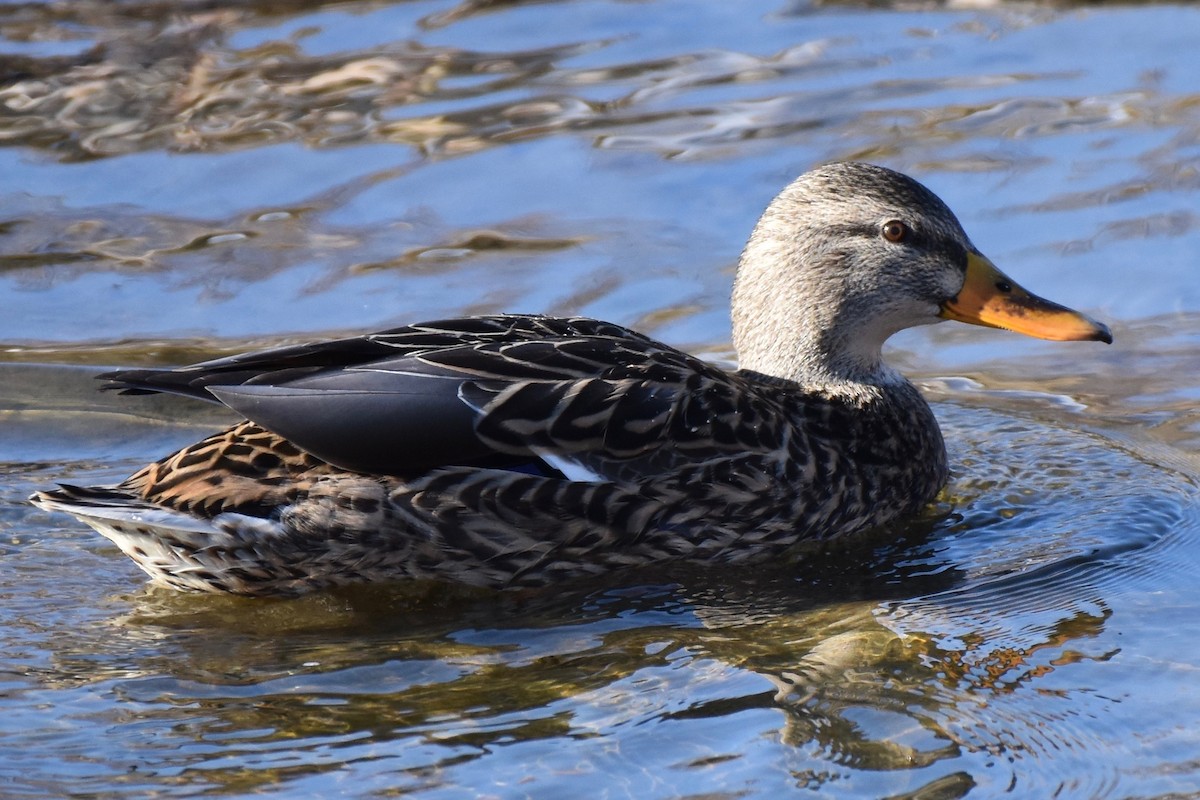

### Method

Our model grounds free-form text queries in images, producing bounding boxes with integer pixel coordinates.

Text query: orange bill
[939,252,1112,343]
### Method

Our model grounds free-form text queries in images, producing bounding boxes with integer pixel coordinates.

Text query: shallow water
[3,0,1200,797]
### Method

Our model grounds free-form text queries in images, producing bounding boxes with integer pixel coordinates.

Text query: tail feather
[31,485,220,537]
[33,483,146,509]
[29,485,281,593]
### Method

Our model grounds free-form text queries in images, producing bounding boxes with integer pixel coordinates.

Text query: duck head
[731,162,1111,385]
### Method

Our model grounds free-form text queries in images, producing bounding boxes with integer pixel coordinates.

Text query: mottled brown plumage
[122,421,338,516]
[31,163,1110,595]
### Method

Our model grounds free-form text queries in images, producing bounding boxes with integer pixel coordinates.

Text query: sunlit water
[3,1,1200,798]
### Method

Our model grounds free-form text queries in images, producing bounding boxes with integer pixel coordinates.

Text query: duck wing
[100,315,768,480]
[99,315,649,401]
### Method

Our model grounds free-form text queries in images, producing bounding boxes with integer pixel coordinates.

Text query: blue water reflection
[2,0,1200,797]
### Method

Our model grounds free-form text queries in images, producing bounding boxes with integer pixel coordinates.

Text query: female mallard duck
[31,163,1111,595]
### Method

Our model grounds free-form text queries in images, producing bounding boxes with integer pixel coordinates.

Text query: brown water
[3,1,1200,797]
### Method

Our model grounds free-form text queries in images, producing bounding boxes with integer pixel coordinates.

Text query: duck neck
[731,283,901,392]
[736,321,900,390]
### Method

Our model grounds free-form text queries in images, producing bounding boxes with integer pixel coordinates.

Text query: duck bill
[939,252,1112,343]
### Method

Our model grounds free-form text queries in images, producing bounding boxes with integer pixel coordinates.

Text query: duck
[30,163,1111,596]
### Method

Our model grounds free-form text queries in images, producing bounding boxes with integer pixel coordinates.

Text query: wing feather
[97,314,776,481]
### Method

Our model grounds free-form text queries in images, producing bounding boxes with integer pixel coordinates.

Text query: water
[3,0,1200,797]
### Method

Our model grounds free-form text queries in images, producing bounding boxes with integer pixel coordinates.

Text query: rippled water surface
[3,1,1200,797]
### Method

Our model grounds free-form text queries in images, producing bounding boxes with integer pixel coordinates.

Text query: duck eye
[881,220,909,243]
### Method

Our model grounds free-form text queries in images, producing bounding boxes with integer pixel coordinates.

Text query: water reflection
[6,0,1197,167]
[0,3,610,160]
[4,0,1200,796]
[27,553,1120,796]
[9,391,1184,795]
